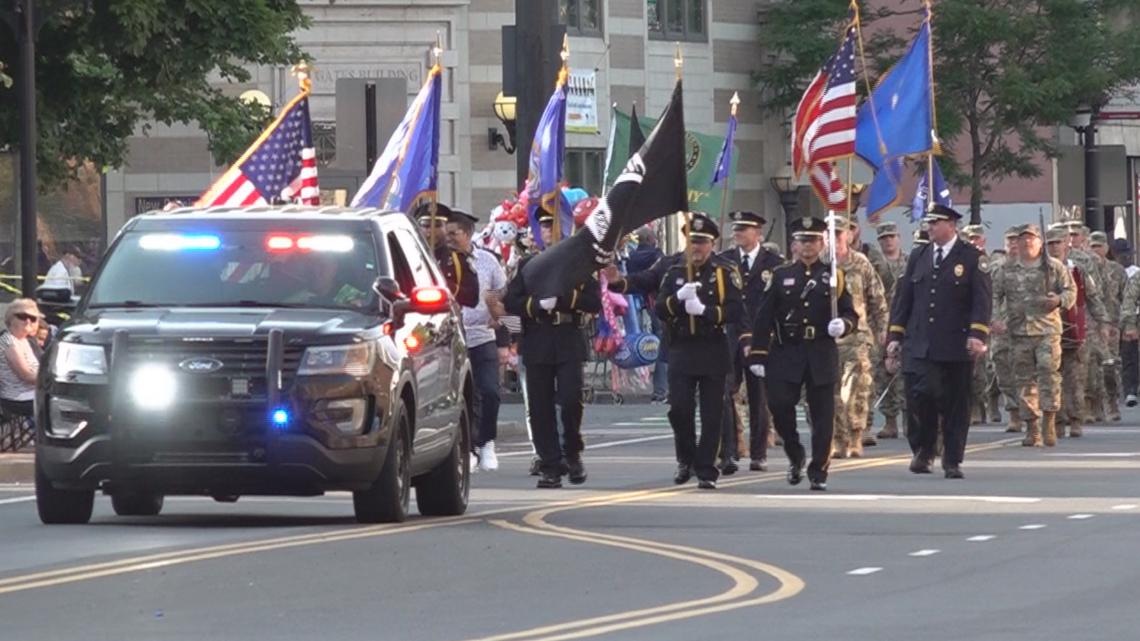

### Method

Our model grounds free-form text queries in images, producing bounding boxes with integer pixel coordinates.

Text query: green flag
[605,108,737,214]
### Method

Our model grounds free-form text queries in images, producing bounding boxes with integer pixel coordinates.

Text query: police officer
[503,214,602,489]
[656,213,743,489]
[887,205,992,478]
[413,202,480,308]
[748,217,858,491]
[720,210,783,472]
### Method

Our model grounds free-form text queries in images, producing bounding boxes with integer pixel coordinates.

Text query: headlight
[298,343,375,376]
[53,342,107,380]
[130,365,177,410]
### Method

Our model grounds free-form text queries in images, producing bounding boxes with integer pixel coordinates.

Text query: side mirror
[372,277,404,303]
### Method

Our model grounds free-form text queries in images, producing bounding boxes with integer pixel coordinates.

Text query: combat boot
[848,431,865,458]
[1042,412,1058,447]
[877,415,900,439]
[1108,406,1122,422]
[1022,418,1042,447]
[1069,423,1083,438]
[1005,407,1023,433]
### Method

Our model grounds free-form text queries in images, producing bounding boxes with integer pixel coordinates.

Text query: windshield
[87,230,381,311]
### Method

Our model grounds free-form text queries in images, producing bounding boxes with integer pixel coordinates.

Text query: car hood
[61,307,382,345]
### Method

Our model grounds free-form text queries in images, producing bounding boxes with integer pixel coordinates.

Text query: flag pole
[550,34,570,246]
[717,92,740,252]
[924,0,940,214]
[429,33,444,242]
[674,43,697,334]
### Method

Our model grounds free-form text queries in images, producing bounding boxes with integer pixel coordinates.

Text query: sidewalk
[0,452,32,485]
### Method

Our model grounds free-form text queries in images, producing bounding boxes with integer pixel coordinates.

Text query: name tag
[783,278,796,286]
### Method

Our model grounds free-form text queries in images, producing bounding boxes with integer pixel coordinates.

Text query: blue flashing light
[139,233,221,251]
[271,408,291,428]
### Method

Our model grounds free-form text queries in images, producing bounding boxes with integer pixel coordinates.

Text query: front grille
[125,337,304,398]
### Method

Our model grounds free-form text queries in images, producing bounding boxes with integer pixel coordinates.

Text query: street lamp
[489,91,517,154]
[770,166,799,253]
[1070,104,1102,231]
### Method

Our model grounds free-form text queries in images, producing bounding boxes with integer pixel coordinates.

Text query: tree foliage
[0,0,309,186]
[754,0,1140,222]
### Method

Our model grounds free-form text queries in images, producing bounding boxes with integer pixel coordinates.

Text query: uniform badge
[731,269,743,290]
[761,270,772,284]
[693,218,704,231]
[978,255,990,273]
[954,263,965,277]
[783,277,796,286]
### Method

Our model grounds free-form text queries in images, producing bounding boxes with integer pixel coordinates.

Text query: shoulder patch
[978,255,990,273]
[731,268,743,290]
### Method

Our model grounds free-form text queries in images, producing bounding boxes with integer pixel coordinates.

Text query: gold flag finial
[290,60,313,94]
[561,33,570,66]
[729,91,741,117]
[674,43,684,80]
[432,32,444,68]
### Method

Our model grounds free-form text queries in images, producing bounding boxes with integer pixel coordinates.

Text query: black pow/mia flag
[521,80,688,299]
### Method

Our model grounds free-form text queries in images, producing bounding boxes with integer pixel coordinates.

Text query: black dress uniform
[888,205,992,478]
[504,254,602,488]
[655,214,743,488]
[719,211,784,472]
[749,217,857,490]
[413,203,480,308]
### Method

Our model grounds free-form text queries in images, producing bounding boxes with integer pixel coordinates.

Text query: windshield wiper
[177,301,311,309]
[88,301,163,308]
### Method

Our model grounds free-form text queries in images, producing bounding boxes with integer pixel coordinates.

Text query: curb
[0,453,33,485]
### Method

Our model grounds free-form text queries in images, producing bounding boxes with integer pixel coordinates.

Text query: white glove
[749,364,765,378]
[827,318,846,338]
[684,297,706,316]
[676,282,700,301]
[539,297,557,311]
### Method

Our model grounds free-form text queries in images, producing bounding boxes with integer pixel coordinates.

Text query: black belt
[540,312,584,326]
[779,323,818,342]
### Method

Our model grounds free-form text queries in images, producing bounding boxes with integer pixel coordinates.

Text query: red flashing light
[266,236,294,251]
[381,322,394,337]
[404,335,421,351]
[411,287,447,305]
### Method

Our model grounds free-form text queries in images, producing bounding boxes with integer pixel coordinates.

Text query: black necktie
[742,253,751,273]
[935,247,943,269]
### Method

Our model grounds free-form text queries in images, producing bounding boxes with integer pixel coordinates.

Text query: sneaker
[528,456,542,476]
[719,459,739,476]
[566,458,587,485]
[479,441,499,471]
[1127,394,1138,408]
[698,479,717,490]
[470,451,481,474]
[749,459,768,472]
[536,470,562,489]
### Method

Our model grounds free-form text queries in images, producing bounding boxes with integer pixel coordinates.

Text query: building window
[648,0,706,42]
[560,0,603,36]
[312,122,336,168]
[565,149,604,196]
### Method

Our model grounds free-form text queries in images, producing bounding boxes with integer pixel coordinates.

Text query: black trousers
[720,357,771,463]
[1122,339,1139,397]
[906,358,971,468]
[525,359,585,474]
[766,371,834,483]
[668,369,725,481]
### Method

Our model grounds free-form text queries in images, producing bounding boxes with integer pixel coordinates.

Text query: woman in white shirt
[0,298,42,418]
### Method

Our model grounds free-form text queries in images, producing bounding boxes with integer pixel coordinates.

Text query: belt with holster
[778,323,817,344]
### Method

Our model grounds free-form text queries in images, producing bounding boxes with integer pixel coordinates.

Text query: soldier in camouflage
[1047,227,1109,438]
[963,224,996,424]
[992,228,1024,432]
[825,215,888,458]
[991,224,1076,447]
[1062,223,1110,423]
[1090,231,1126,421]
[873,221,908,439]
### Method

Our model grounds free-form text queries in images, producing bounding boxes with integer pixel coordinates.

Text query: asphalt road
[3,403,1140,641]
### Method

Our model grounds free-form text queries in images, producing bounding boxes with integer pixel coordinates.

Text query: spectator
[628,227,669,402]
[445,208,509,471]
[44,247,83,295]
[1,298,42,419]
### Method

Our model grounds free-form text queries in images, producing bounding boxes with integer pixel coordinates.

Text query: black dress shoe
[673,464,693,485]
[944,466,964,479]
[566,459,587,485]
[909,455,932,474]
[698,479,717,490]
[749,459,768,472]
[720,459,739,476]
[787,462,805,486]
[536,470,563,488]
[809,479,827,491]
[528,457,542,477]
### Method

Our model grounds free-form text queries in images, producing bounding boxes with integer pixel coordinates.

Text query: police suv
[34,206,473,524]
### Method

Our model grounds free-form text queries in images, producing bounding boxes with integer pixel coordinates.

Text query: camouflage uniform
[989,235,1023,431]
[826,230,888,459]
[871,224,908,439]
[1122,270,1140,336]
[991,227,1077,447]
[963,225,993,423]
[1068,245,1108,422]
[1092,232,1126,421]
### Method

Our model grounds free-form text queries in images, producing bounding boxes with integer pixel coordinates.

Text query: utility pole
[513,0,563,192]
[1084,107,1102,232]
[16,0,38,296]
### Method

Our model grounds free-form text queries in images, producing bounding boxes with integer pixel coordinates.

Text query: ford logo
[178,357,224,374]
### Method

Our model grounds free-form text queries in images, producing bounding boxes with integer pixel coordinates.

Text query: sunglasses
[14,313,39,323]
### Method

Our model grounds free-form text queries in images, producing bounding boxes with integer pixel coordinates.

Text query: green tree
[0,0,309,186]
[754,0,1140,224]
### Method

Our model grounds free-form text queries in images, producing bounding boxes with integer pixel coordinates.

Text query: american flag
[809,162,848,213]
[197,93,319,207]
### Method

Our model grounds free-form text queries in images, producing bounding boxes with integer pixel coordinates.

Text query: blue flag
[526,71,570,250]
[911,158,952,222]
[854,21,934,218]
[351,65,442,211]
[710,111,737,187]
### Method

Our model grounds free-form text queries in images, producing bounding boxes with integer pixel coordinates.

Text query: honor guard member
[720,210,783,472]
[747,217,857,491]
[887,205,992,479]
[656,213,743,489]
[503,213,602,489]
[413,202,480,308]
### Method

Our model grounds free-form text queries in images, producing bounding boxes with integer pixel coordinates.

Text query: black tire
[111,492,164,516]
[415,406,470,517]
[353,403,411,524]
[35,458,94,525]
